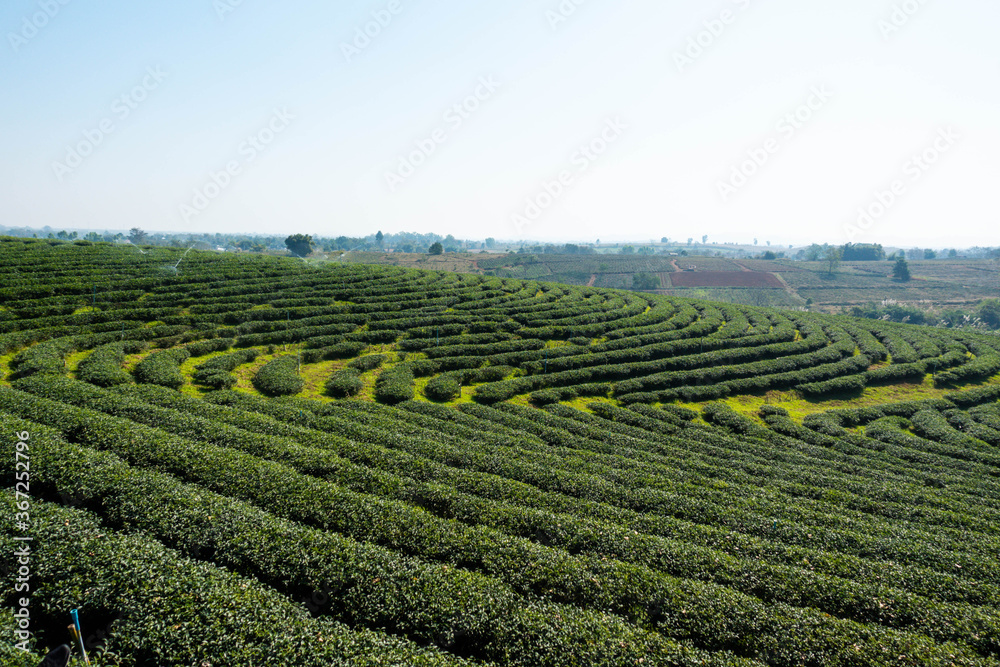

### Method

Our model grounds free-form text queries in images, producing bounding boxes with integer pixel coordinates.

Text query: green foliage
[285,233,314,257]
[893,257,912,281]
[374,365,414,404]
[631,272,660,290]
[348,354,387,372]
[252,355,304,396]
[325,368,363,398]
[192,348,259,389]
[4,238,1000,667]
[424,373,462,401]
[132,347,190,389]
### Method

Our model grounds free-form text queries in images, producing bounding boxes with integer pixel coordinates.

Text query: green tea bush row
[374,365,414,404]
[252,355,304,396]
[76,342,141,387]
[132,347,190,389]
[0,492,464,667]
[326,369,363,398]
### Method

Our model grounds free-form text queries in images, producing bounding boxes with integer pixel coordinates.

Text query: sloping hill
[3,237,1000,666]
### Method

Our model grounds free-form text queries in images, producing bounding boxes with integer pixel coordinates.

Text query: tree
[978,299,1000,327]
[620,245,635,255]
[842,243,886,261]
[761,251,777,260]
[660,237,668,243]
[701,235,708,244]
[824,246,842,275]
[892,257,911,281]
[284,234,314,258]
[948,249,958,258]
[485,237,496,249]
[428,242,444,255]
[923,248,937,260]
[84,232,102,243]
[375,231,384,248]
[129,227,147,244]
[753,238,758,246]
[632,273,660,290]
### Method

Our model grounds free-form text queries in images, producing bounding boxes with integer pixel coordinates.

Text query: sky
[1,0,998,247]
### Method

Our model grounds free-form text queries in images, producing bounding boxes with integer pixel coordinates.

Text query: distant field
[334,252,999,313]
[668,271,783,288]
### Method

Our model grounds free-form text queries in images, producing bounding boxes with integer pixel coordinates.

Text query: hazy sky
[2,0,998,246]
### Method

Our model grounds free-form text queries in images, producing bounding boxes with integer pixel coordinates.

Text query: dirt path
[771,272,807,304]
[587,274,597,287]
[732,261,752,272]
[669,259,681,272]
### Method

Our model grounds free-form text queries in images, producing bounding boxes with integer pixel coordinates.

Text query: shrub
[326,369,364,398]
[132,348,190,389]
[349,354,387,372]
[374,365,414,404]
[77,343,134,387]
[425,374,461,402]
[252,356,304,396]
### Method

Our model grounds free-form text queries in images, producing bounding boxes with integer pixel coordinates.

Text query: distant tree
[842,243,886,261]
[766,241,771,247]
[687,238,693,246]
[824,246,842,275]
[637,246,655,255]
[660,237,669,243]
[485,237,496,249]
[620,245,635,255]
[284,234,314,258]
[375,231,384,248]
[906,248,923,260]
[753,238,758,246]
[428,242,444,255]
[948,249,958,258]
[804,244,824,261]
[632,273,660,290]
[761,251,777,260]
[84,232,102,242]
[702,235,708,244]
[978,299,1000,327]
[923,248,937,260]
[57,230,69,240]
[129,228,147,244]
[892,257,911,281]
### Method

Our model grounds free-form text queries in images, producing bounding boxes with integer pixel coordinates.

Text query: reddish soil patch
[669,271,783,288]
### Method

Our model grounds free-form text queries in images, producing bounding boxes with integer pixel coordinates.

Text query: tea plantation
[3,237,1000,666]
